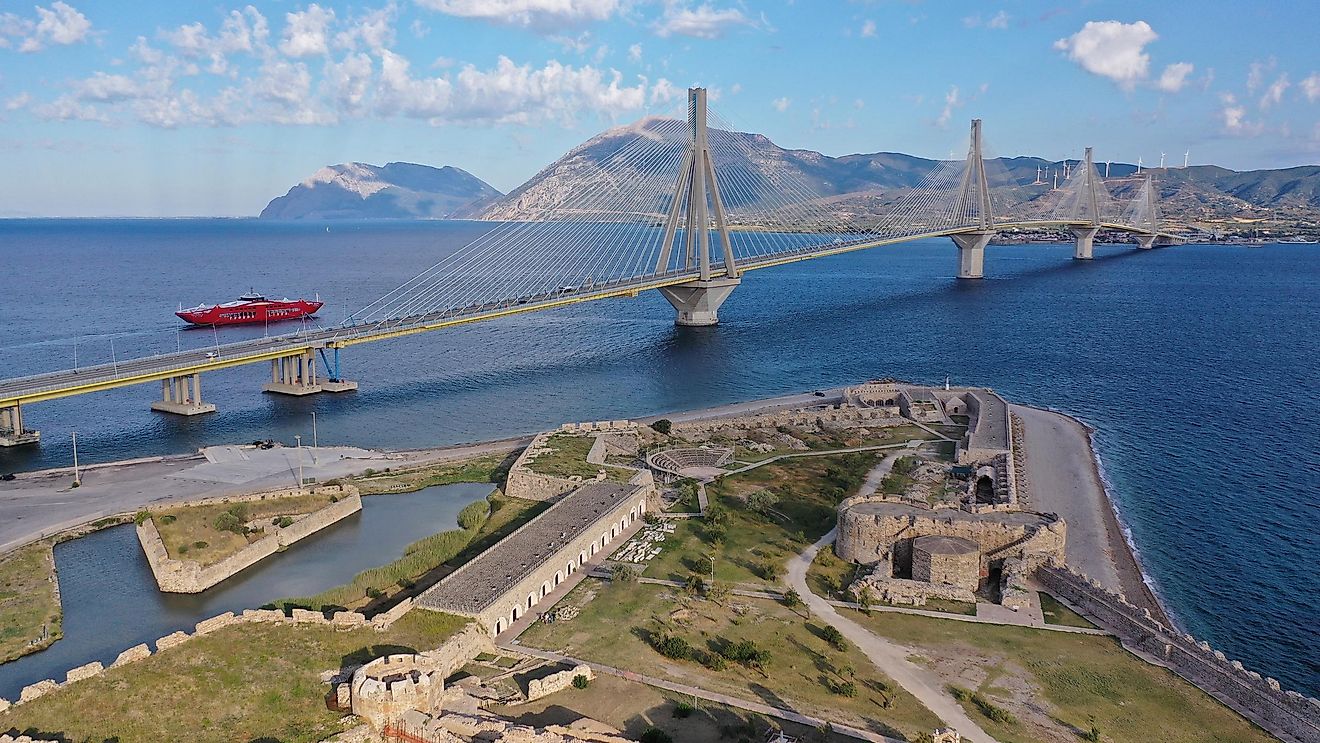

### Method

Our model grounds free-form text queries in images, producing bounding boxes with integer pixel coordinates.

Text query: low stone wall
[0,735,58,743]
[505,432,581,502]
[671,404,902,441]
[585,433,637,466]
[418,625,494,678]
[1037,565,1320,743]
[137,486,362,593]
[0,604,401,714]
[527,664,594,701]
[850,570,976,607]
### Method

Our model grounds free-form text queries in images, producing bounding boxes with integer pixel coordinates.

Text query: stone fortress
[837,381,1064,609]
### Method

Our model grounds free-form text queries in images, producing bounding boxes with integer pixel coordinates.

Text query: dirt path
[786,529,1001,742]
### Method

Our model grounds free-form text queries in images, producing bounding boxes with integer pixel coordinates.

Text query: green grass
[276,491,543,614]
[846,608,1278,743]
[352,452,511,495]
[0,610,468,743]
[526,434,636,482]
[646,452,879,588]
[518,579,942,740]
[0,541,62,664]
[1038,592,1098,629]
[152,491,339,566]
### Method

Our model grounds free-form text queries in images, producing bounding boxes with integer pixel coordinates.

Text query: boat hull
[176,299,323,326]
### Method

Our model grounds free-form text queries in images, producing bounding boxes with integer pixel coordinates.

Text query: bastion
[912,535,980,591]
[350,653,443,730]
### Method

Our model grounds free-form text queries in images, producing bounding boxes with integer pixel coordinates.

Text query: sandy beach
[1012,404,1168,622]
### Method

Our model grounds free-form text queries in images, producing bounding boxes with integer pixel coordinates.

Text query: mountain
[260,162,501,220]
[478,119,1320,226]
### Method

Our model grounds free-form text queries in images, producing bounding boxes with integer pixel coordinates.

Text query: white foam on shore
[1036,404,1181,630]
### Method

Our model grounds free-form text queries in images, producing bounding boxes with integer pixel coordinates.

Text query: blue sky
[1,0,1317,216]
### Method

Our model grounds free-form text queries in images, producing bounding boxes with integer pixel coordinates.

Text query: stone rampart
[506,431,581,502]
[371,597,413,630]
[63,661,103,684]
[836,502,1065,568]
[418,624,494,678]
[527,664,594,701]
[111,643,150,668]
[1037,565,1320,743]
[0,734,60,743]
[671,404,902,441]
[137,487,362,593]
[351,653,445,730]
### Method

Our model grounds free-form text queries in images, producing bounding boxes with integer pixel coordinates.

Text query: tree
[756,559,782,582]
[855,585,875,614]
[683,573,705,596]
[705,502,729,526]
[650,419,673,434]
[653,634,693,661]
[639,729,673,743]
[572,674,590,689]
[706,580,731,604]
[746,489,779,515]
[782,588,803,609]
[612,563,640,583]
[821,625,848,652]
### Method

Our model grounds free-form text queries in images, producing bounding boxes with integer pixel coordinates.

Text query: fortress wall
[1037,565,1320,743]
[505,431,580,502]
[837,508,1064,566]
[672,405,903,440]
[136,489,362,593]
[3,603,426,713]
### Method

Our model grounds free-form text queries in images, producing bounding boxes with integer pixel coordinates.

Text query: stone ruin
[350,654,445,730]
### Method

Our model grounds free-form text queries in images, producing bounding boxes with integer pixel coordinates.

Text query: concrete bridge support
[1136,234,1157,250]
[1071,226,1099,260]
[263,351,322,396]
[150,373,216,416]
[0,404,40,447]
[659,277,741,326]
[952,231,994,279]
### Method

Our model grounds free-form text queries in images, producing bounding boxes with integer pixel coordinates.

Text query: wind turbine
[1137,156,1143,175]
[1183,150,1190,168]
[1159,152,1167,169]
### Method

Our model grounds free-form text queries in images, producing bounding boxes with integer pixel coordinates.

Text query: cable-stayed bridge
[0,87,1185,447]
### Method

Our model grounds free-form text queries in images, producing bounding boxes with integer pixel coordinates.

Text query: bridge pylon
[952,119,996,279]
[1069,147,1105,260]
[1130,174,1160,249]
[656,87,741,326]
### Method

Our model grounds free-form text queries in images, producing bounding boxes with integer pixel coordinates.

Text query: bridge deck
[0,220,1180,409]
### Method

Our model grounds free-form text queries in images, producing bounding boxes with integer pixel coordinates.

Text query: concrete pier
[150,373,217,416]
[0,404,39,447]
[659,277,741,326]
[263,351,322,395]
[951,231,994,279]
[1071,226,1099,260]
[1136,234,1157,250]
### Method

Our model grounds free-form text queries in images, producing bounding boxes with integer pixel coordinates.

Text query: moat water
[0,219,1317,697]
[0,481,492,701]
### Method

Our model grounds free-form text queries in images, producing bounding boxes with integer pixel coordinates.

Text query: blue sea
[0,219,1317,697]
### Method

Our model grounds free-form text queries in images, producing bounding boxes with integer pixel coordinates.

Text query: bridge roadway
[0,220,1178,413]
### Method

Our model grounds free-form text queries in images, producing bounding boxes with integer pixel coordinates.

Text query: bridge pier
[263,351,322,396]
[658,277,741,326]
[1136,234,1157,250]
[0,403,40,447]
[952,231,994,279]
[150,373,217,416]
[1071,226,1099,260]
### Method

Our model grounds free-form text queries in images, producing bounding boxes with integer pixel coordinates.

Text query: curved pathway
[785,529,1001,743]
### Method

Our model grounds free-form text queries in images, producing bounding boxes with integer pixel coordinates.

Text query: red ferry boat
[176,291,323,326]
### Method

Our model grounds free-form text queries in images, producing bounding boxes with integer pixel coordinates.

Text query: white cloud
[987,10,1009,29]
[1259,73,1289,110]
[628,43,641,62]
[649,77,677,105]
[860,19,876,38]
[280,4,335,58]
[2,1,92,52]
[936,84,961,127]
[1156,62,1194,93]
[1219,92,1263,136]
[1301,73,1320,102]
[772,96,790,112]
[1246,58,1274,94]
[335,5,396,52]
[1053,20,1158,90]
[655,2,754,39]
[75,72,143,102]
[853,97,864,109]
[161,8,261,76]
[729,82,741,95]
[5,92,30,110]
[415,0,619,30]
[324,52,373,113]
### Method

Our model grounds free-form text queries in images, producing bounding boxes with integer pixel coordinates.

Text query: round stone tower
[912,535,980,591]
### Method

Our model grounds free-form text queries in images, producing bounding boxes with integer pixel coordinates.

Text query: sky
[1,0,1318,216]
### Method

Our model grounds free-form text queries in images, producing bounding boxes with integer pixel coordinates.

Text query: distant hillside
[260,162,501,220]
[478,119,1320,225]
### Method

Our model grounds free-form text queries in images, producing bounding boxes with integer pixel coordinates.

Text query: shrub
[612,563,640,583]
[829,679,858,697]
[705,580,730,604]
[365,587,384,599]
[704,503,729,527]
[673,701,695,718]
[949,686,1016,725]
[134,511,151,526]
[683,573,705,596]
[214,512,244,535]
[639,729,672,743]
[756,559,781,582]
[177,544,189,554]
[783,588,803,608]
[193,541,207,549]
[643,512,661,525]
[649,419,672,434]
[652,633,693,661]
[1083,726,1102,742]
[746,490,779,515]
[272,516,294,528]
[572,674,590,689]
[159,514,177,525]
[720,639,770,668]
[700,652,727,671]
[457,499,491,530]
[820,625,847,652]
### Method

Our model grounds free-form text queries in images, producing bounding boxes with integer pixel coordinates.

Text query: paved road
[786,529,1001,743]
[0,437,528,554]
